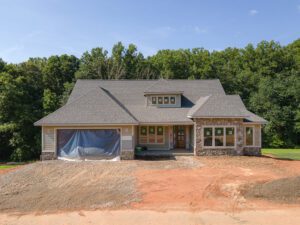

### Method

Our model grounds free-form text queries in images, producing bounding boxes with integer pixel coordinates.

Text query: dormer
[144,79,183,108]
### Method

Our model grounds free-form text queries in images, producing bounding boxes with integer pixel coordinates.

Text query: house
[34,79,267,160]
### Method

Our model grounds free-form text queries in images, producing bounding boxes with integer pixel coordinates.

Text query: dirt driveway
[1,156,300,225]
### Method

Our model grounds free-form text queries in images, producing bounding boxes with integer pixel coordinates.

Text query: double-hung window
[140,126,148,144]
[215,127,224,146]
[203,127,235,147]
[245,127,254,146]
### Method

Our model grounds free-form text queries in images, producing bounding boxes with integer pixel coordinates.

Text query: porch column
[120,126,135,160]
[185,126,190,150]
[169,125,174,149]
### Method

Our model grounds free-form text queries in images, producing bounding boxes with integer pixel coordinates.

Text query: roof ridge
[188,95,211,117]
[144,78,166,92]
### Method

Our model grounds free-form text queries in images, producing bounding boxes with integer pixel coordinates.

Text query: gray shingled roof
[34,87,138,125]
[64,79,225,124]
[187,95,267,123]
[144,79,183,94]
[244,110,267,123]
[35,79,266,125]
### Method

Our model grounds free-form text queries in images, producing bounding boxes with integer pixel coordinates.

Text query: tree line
[0,40,299,161]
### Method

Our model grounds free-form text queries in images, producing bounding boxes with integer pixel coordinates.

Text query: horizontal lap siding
[43,127,55,152]
[121,126,134,151]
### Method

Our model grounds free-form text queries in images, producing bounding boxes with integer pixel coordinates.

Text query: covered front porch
[135,148,194,158]
[135,124,194,153]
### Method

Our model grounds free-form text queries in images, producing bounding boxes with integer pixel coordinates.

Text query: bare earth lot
[1,156,300,225]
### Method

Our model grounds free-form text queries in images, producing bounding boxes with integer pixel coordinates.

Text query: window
[141,126,147,136]
[151,96,157,105]
[149,95,176,105]
[139,126,164,144]
[203,127,235,147]
[158,97,163,104]
[157,126,164,143]
[204,128,213,146]
[245,127,254,146]
[140,126,148,144]
[157,126,164,135]
[170,96,176,104]
[164,96,169,104]
[215,127,224,146]
[226,127,235,146]
[149,126,156,143]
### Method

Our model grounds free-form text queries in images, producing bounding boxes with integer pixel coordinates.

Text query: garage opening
[57,129,120,160]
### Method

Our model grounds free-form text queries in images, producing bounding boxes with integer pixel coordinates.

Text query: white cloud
[194,26,208,34]
[249,9,258,16]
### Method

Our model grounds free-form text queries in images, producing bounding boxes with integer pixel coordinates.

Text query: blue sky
[0,0,299,63]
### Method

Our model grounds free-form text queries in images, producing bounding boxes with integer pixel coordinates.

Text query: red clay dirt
[132,156,300,212]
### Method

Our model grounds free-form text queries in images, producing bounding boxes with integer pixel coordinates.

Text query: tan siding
[121,126,132,136]
[43,127,55,152]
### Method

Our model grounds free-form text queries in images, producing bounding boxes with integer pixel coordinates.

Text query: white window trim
[202,126,237,149]
[151,96,157,105]
[244,126,257,147]
[139,126,165,145]
[150,95,176,106]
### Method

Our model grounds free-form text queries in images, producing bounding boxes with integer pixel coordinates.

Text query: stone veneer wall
[194,118,244,156]
[120,150,135,160]
[243,147,261,156]
[40,152,56,160]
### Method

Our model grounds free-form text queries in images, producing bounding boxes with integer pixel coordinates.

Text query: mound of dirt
[0,161,139,213]
[242,176,300,203]
[0,157,203,213]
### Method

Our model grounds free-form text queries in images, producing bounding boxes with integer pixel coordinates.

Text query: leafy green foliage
[0,39,299,161]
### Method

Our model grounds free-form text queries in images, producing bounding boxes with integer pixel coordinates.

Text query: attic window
[151,96,157,104]
[170,96,176,104]
[158,97,163,104]
[150,95,176,106]
[164,96,169,104]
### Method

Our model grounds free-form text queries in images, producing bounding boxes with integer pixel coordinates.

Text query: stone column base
[40,152,56,160]
[196,148,237,156]
[120,150,135,160]
[243,147,261,156]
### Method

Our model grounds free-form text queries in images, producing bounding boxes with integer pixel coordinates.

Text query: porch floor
[135,149,194,157]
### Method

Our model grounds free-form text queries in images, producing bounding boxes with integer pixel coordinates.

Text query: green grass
[262,148,300,160]
[0,165,18,170]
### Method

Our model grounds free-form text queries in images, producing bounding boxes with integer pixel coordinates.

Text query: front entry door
[175,126,185,148]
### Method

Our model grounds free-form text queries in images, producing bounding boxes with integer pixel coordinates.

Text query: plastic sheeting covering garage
[57,129,120,160]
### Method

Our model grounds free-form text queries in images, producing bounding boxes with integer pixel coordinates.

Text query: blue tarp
[57,129,120,160]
